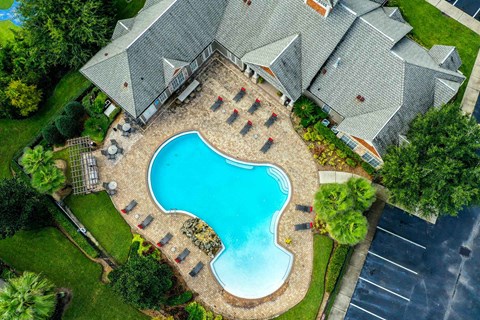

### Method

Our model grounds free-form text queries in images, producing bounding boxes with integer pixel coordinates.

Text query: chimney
[305,0,334,17]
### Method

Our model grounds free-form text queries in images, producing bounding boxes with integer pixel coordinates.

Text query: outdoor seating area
[240,120,253,136]
[68,137,100,195]
[101,139,124,161]
[103,180,118,196]
[226,109,239,125]
[177,80,201,104]
[295,205,313,213]
[265,113,278,128]
[121,200,137,214]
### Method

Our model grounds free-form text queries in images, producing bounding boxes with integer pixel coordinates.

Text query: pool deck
[95,55,319,319]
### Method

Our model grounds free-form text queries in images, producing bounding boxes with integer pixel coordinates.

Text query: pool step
[267,167,289,194]
[225,159,253,170]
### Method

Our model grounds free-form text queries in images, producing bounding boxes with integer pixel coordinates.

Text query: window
[322,104,331,114]
[340,135,358,150]
[190,60,198,72]
[169,71,185,91]
[362,152,381,168]
[202,44,213,61]
[158,91,168,104]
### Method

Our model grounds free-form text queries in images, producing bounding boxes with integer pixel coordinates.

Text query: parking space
[345,204,480,320]
[473,94,480,123]
[446,0,480,19]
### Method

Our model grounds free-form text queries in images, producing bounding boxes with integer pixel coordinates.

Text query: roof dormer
[305,0,337,17]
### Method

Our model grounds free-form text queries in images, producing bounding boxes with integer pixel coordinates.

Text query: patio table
[122,123,131,132]
[108,145,118,155]
[108,181,118,190]
[177,80,200,102]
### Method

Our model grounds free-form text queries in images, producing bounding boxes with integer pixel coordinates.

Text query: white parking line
[377,226,427,249]
[452,0,459,6]
[359,277,410,301]
[350,303,387,320]
[474,8,480,18]
[368,251,418,275]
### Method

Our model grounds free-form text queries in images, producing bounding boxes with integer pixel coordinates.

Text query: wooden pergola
[67,137,99,195]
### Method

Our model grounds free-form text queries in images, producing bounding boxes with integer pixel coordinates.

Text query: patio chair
[295,205,313,213]
[175,248,190,263]
[240,120,253,136]
[117,147,124,154]
[116,124,123,131]
[122,131,130,137]
[138,214,154,230]
[260,138,274,153]
[107,189,117,196]
[264,113,278,127]
[226,109,239,125]
[101,150,109,157]
[210,96,224,111]
[189,262,204,277]
[121,200,137,214]
[247,99,261,114]
[110,139,118,146]
[108,154,116,160]
[103,182,110,190]
[130,127,137,134]
[294,222,313,231]
[157,233,173,247]
[233,87,246,102]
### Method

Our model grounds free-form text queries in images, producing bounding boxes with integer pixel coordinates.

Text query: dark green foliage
[294,96,328,128]
[325,245,350,293]
[64,101,85,120]
[42,124,65,146]
[108,255,173,309]
[55,115,81,139]
[0,178,50,239]
[166,291,193,306]
[83,115,109,142]
[382,104,480,217]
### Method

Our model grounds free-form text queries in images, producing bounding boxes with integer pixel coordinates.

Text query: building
[81,0,465,168]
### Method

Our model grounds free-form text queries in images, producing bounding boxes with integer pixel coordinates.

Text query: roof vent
[140,77,144,80]
[321,68,327,75]
[459,246,471,258]
[123,82,128,88]
[104,52,108,56]
[356,95,365,102]
[334,57,341,68]
[247,0,251,5]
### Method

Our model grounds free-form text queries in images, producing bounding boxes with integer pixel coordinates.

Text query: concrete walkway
[461,50,480,116]
[426,0,480,35]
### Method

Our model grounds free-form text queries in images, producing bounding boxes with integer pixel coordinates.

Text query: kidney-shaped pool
[148,131,293,299]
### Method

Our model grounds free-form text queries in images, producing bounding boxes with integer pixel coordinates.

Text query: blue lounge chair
[157,233,173,247]
[233,87,246,102]
[138,215,153,229]
[264,113,278,127]
[210,96,224,111]
[175,248,190,263]
[189,262,204,277]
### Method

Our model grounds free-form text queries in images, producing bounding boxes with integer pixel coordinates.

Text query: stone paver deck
[95,56,319,319]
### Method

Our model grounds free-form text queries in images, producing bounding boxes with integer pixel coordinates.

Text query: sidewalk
[426,0,480,35]
[461,50,480,116]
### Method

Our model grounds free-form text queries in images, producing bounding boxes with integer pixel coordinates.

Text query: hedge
[166,291,193,306]
[325,245,350,293]
[55,115,82,138]
[42,124,66,146]
[64,101,85,120]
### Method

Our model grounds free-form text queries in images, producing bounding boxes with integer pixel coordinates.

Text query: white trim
[390,50,405,61]
[437,78,456,91]
[164,58,175,68]
[147,131,293,299]
[118,21,129,31]
[368,251,418,275]
[350,303,386,320]
[376,226,427,249]
[340,3,357,16]
[440,47,456,64]
[359,277,410,301]
[360,17,394,42]
[270,34,299,66]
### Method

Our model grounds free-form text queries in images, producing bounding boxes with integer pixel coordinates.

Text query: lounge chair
[233,87,246,102]
[264,113,278,127]
[157,233,173,247]
[175,248,190,263]
[138,215,154,229]
[103,182,109,190]
[117,147,124,154]
[248,99,261,114]
[189,262,204,277]
[240,120,253,136]
[110,139,118,146]
[226,109,239,125]
[108,154,116,160]
[122,131,130,137]
[260,138,274,153]
[210,96,224,111]
[130,127,137,134]
[294,222,313,231]
[295,205,313,213]
[121,200,137,214]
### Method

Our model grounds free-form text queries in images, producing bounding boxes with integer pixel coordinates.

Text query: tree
[5,79,42,117]
[18,0,114,68]
[0,272,56,320]
[55,115,82,139]
[109,256,173,309]
[64,101,85,120]
[0,178,50,239]
[31,165,66,194]
[314,183,353,222]
[20,145,54,174]
[347,177,376,212]
[42,124,66,145]
[326,211,368,245]
[382,104,480,217]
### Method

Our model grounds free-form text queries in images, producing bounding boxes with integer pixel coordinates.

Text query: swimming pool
[148,131,293,299]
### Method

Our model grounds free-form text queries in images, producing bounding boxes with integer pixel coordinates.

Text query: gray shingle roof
[382,7,405,23]
[361,8,412,46]
[342,0,381,15]
[429,45,462,71]
[163,58,188,85]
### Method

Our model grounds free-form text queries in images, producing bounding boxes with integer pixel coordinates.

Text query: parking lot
[345,204,480,320]
[446,0,480,20]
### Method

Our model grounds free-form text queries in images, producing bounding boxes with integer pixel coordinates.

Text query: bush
[325,245,350,293]
[20,145,54,175]
[31,165,66,194]
[82,115,109,142]
[91,91,108,114]
[185,302,207,320]
[64,101,85,120]
[82,88,100,116]
[55,115,82,138]
[166,291,193,306]
[42,124,65,146]
[294,96,328,127]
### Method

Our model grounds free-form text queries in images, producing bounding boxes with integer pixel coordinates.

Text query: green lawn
[0,228,148,320]
[389,0,480,102]
[276,235,334,320]
[0,72,91,179]
[0,0,13,10]
[65,192,133,264]
[113,0,146,20]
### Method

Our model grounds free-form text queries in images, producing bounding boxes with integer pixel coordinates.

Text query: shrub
[55,115,82,138]
[326,211,368,245]
[185,302,207,320]
[90,91,108,114]
[167,291,193,306]
[82,115,109,142]
[31,165,66,194]
[20,145,54,174]
[345,158,356,168]
[42,124,65,145]
[294,96,328,127]
[64,101,85,120]
[325,245,350,293]
[5,79,43,117]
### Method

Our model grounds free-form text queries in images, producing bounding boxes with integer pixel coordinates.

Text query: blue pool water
[0,1,22,26]
[148,132,293,299]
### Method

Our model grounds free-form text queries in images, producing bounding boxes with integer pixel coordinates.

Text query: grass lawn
[0,20,19,45]
[113,0,146,20]
[276,235,334,320]
[0,72,91,179]
[0,0,13,10]
[65,192,132,264]
[0,228,148,320]
[388,0,480,102]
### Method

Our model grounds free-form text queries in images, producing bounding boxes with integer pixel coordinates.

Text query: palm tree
[314,183,353,222]
[0,272,56,320]
[20,146,53,175]
[347,177,376,212]
[326,211,369,245]
[31,165,66,194]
